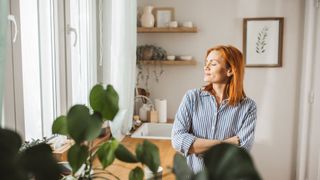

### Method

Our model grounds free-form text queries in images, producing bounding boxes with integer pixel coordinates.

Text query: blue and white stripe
[171,88,257,173]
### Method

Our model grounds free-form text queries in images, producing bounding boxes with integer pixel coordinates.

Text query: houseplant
[52,84,161,179]
[136,45,166,90]
[0,128,61,180]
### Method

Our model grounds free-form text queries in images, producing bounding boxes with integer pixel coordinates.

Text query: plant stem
[87,141,94,178]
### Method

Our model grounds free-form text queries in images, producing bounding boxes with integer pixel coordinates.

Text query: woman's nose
[204,63,210,70]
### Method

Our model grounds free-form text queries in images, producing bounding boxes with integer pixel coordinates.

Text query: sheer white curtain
[0,0,9,125]
[101,0,137,140]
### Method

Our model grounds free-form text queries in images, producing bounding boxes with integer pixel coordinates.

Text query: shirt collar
[199,89,211,96]
[199,89,230,103]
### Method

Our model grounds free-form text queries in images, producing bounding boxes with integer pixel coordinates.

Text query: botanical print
[256,26,269,54]
[244,18,283,67]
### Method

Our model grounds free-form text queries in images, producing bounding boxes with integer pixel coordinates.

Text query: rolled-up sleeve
[237,103,257,151]
[171,92,196,156]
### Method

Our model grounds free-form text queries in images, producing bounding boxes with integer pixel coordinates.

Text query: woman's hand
[223,136,240,146]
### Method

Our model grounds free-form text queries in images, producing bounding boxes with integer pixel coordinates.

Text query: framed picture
[153,7,175,28]
[243,17,284,67]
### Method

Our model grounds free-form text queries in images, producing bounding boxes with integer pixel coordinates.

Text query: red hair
[204,45,246,106]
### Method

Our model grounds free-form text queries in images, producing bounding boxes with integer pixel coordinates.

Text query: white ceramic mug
[167,55,175,60]
[182,21,193,28]
[168,21,178,28]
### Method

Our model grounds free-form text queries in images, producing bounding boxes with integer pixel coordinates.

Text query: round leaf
[52,115,68,135]
[136,140,160,174]
[135,143,143,162]
[129,167,144,180]
[173,153,193,180]
[19,143,61,180]
[115,144,138,163]
[87,112,104,140]
[192,170,208,180]
[97,139,119,169]
[67,105,103,143]
[67,144,89,174]
[203,143,261,180]
[0,129,23,179]
[0,128,22,156]
[89,84,119,120]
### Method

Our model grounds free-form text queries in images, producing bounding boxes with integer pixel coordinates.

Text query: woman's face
[203,50,232,84]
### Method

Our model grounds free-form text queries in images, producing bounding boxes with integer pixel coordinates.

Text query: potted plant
[52,84,162,179]
[136,45,166,90]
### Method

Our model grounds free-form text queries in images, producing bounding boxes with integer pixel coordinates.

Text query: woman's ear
[227,68,233,77]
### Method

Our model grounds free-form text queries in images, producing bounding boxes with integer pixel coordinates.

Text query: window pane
[20,0,57,140]
[20,0,43,140]
[67,0,97,106]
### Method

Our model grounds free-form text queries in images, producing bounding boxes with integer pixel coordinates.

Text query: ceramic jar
[140,6,155,28]
[139,104,152,122]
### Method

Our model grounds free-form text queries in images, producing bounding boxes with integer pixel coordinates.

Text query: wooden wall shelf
[138,60,197,65]
[137,27,197,33]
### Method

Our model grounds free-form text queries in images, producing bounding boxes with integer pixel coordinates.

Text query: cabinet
[137,27,198,65]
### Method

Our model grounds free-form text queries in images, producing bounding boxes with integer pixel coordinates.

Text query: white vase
[139,104,152,122]
[140,6,155,28]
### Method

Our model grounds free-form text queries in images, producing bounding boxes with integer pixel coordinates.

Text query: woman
[171,45,257,173]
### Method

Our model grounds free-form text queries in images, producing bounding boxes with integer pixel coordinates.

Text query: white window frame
[3,0,97,140]
[65,0,97,107]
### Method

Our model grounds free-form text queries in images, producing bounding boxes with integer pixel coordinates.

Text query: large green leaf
[0,128,22,157]
[52,115,68,135]
[115,144,138,163]
[89,84,119,121]
[97,139,119,169]
[135,143,143,162]
[192,170,207,180]
[67,105,103,143]
[129,167,144,180]
[203,143,261,180]
[173,153,193,180]
[135,140,160,174]
[0,128,24,180]
[67,144,89,173]
[19,143,61,180]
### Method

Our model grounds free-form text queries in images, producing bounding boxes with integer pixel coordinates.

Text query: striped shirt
[171,88,257,173]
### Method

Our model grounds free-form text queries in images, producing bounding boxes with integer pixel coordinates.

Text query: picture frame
[243,17,284,67]
[153,7,175,28]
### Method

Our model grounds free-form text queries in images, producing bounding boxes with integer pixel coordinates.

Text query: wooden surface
[138,27,197,33]
[52,140,74,162]
[53,128,111,162]
[94,136,177,180]
[138,60,197,65]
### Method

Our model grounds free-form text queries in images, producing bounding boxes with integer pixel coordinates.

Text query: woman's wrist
[223,136,240,146]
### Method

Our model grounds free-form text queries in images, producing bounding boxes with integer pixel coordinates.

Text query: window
[20,0,60,139]
[3,0,97,140]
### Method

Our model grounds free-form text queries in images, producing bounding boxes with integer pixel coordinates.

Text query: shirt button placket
[212,111,218,137]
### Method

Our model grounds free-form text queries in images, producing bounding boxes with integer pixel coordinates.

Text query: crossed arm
[188,136,240,154]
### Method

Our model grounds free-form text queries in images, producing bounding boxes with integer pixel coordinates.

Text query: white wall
[137,0,305,179]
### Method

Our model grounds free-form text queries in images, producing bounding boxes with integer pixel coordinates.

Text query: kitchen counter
[94,136,177,180]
